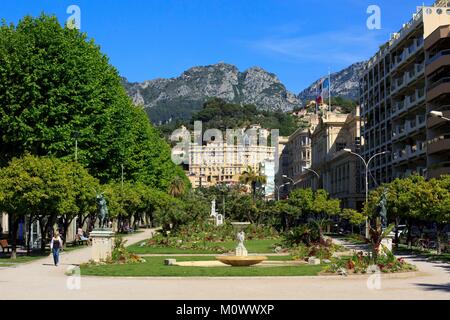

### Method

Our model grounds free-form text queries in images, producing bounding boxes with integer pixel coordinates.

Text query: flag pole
[328,69,331,112]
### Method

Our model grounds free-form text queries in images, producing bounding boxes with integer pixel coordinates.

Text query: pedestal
[90,229,114,262]
[380,233,394,254]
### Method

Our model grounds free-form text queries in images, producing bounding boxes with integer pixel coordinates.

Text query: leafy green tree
[0,14,187,190]
[288,188,341,239]
[0,155,98,256]
[423,176,450,254]
[341,209,366,234]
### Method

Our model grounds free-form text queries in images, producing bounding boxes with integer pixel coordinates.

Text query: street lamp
[430,110,450,122]
[344,148,390,238]
[282,175,295,185]
[302,167,320,190]
[275,182,290,201]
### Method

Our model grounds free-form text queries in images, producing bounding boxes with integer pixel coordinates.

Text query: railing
[428,77,450,91]
[428,133,450,145]
[428,49,450,65]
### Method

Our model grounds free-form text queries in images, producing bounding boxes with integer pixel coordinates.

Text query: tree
[0,155,98,256]
[341,209,366,234]
[423,176,450,254]
[0,14,188,190]
[168,176,187,198]
[239,167,267,201]
[288,188,341,239]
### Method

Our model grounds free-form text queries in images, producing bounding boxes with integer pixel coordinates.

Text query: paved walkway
[1,230,449,300]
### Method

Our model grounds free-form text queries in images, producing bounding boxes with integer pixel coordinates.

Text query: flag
[315,80,323,105]
[321,78,330,100]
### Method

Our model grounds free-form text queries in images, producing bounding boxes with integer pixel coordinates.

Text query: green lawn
[329,234,367,245]
[0,251,50,264]
[395,244,450,263]
[128,239,280,255]
[80,255,324,277]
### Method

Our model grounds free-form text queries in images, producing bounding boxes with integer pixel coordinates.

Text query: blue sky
[1,0,430,92]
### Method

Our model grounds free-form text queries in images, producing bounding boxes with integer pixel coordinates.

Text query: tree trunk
[38,217,47,252]
[406,219,412,249]
[436,224,442,255]
[26,214,33,255]
[10,218,19,260]
[394,216,400,250]
[62,218,72,248]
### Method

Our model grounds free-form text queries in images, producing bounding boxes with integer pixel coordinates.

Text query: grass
[80,255,324,277]
[395,244,450,263]
[128,239,280,255]
[328,234,367,245]
[0,251,50,264]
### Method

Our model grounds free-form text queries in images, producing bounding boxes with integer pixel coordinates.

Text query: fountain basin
[216,256,268,267]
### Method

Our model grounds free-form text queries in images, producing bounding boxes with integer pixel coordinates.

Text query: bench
[0,240,12,253]
[75,235,91,246]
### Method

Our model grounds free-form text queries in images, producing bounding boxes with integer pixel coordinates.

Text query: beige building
[278,114,319,196]
[360,1,450,187]
[294,108,364,210]
[186,127,276,190]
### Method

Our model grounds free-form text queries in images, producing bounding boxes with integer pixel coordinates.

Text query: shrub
[283,224,320,247]
[290,243,310,261]
[110,237,145,264]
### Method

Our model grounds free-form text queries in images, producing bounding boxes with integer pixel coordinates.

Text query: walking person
[50,231,63,266]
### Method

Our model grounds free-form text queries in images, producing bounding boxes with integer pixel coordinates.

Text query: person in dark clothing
[50,231,63,266]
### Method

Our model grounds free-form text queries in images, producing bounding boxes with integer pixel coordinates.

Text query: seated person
[77,228,90,242]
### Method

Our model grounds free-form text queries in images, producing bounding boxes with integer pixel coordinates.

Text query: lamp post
[430,110,450,122]
[343,148,390,238]
[282,175,295,185]
[275,182,291,201]
[302,167,320,190]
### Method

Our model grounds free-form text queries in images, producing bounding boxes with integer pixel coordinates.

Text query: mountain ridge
[122,61,365,124]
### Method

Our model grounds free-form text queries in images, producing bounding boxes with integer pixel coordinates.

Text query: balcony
[406,63,425,84]
[427,134,450,155]
[392,149,407,163]
[391,89,425,119]
[428,108,450,128]
[427,77,450,102]
[391,38,425,71]
[426,50,450,76]
[428,163,450,179]
[392,124,406,140]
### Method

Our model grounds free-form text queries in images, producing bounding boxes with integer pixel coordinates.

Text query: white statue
[210,199,217,217]
[235,230,248,257]
[237,231,245,244]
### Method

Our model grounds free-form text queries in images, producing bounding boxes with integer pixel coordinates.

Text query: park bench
[0,240,12,253]
[75,235,91,246]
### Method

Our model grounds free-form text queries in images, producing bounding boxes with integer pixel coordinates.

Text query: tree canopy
[0,14,188,190]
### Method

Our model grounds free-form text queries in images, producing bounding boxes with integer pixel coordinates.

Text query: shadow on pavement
[415,283,450,293]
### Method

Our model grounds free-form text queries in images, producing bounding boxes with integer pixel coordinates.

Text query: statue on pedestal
[377,188,388,230]
[235,230,248,256]
[211,199,217,217]
[96,193,109,229]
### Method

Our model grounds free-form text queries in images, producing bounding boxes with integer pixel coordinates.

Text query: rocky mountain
[297,62,365,104]
[122,63,302,124]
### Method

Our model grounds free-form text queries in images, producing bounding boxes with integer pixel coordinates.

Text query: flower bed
[324,251,417,275]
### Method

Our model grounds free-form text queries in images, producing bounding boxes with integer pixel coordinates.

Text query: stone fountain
[216,222,267,267]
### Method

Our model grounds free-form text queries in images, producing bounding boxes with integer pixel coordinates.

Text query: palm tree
[168,176,186,198]
[239,166,267,201]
